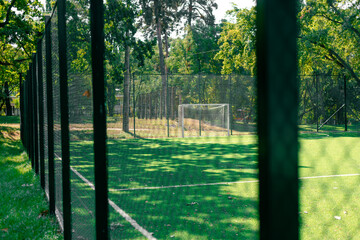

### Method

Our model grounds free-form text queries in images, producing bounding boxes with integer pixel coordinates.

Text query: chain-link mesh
[42,37,49,194]
[51,6,64,228]
[106,73,259,239]
[19,0,360,239]
[299,75,359,133]
[66,0,95,238]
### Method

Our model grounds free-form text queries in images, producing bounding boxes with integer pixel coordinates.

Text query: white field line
[70,167,157,240]
[55,154,155,240]
[109,180,259,192]
[300,173,360,180]
[109,173,360,192]
[44,189,64,232]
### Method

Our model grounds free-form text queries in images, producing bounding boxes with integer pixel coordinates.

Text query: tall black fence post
[28,64,34,167]
[20,73,24,143]
[228,74,233,135]
[58,0,71,238]
[32,53,39,174]
[90,0,109,238]
[316,74,319,132]
[37,40,45,189]
[133,73,136,137]
[45,15,56,215]
[198,74,202,136]
[166,74,170,137]
[344,74,347,131]
[256,0,299,239]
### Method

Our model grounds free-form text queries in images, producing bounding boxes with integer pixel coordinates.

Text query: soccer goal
[178,104,230,137]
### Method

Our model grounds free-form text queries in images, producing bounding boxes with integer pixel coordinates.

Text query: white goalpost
[178,104,230,137]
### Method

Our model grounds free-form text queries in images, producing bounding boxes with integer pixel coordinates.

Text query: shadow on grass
[300,131,360,140]
[0,116,20,124]
[0,127,62,239]
[70,136,259,239]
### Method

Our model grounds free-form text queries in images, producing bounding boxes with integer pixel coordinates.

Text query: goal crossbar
[178,104,230,138]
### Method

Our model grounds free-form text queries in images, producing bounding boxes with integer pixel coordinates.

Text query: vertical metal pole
[30,62,35,169]
[167,74,170,137]
[229,75,233,135]
[133,73,136,137]
[33,53,39,174]
[28,65,34,166]
[227,104,230,136]
[316,74,319,132]
[20,73,24,143]
[181,105,184,138]
[198,74,201,137]
[46,15,56,215]
[90,0,109,238]
[256,0,299,239]
[38,40,45,189]
[344,74,347,131]
[58,0,71,238]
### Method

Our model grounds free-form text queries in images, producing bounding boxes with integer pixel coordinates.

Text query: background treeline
[1,0,359,128]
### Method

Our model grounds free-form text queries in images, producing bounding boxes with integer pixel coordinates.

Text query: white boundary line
[70,167,157,240]
[45,189,64,232]
[300,173,360,180]
[109,173,360,192]
[109,180,259,192]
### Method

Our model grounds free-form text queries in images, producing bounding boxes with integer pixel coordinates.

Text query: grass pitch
[68,131,360,239]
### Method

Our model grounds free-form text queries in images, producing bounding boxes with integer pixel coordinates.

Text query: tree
[139,0,179,118]
[299,0,360,81]
[106,0,138,132]
[176,0,217,28]
[215,7,256,75]
[0,0,43,115]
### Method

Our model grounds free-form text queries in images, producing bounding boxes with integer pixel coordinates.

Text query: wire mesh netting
[19,0,360,239]
[105,74,259,239]
[66,0,96,238]
[298,74,360,238]
[106,74,256,139]
[51,6,64,228]
[42,36,49,194]
[299,75,360,133]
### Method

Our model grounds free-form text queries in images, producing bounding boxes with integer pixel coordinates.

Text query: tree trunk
[5,81,12,116]
[188,0,193,27]
[154,0,167,119]
[123,43,130,132]
[107,81,116,117]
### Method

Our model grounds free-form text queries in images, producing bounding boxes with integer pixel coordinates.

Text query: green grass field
[68,131,360,239]
[0,118,62,240]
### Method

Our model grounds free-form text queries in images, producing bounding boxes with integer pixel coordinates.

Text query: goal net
[178,104,230,137]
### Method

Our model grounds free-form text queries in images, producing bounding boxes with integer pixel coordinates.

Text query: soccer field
[68,133,360,239]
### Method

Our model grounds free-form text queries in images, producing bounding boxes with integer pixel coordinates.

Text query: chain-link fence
[19,0,360,239]
[299,74,360,132]
[107,74,256,139]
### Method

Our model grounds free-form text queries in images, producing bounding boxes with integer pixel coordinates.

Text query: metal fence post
[133,73,136,137]
[45,15,56,215]
[256,0,299,239]
[20,73,24,144]
[228,74,233,135]
[316,74,319,132]
[344,74,347,131]
[167,74,170,137]
[32,53,39,174]
[58,0,71,238]
[37,40,45,189]
[90,0,109,238]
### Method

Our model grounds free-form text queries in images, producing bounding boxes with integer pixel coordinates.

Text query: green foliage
[298,0,360,80]
[215,7,256,75]
[0,0,44,113]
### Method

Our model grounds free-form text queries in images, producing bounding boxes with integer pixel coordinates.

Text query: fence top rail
[179,104,229,106]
